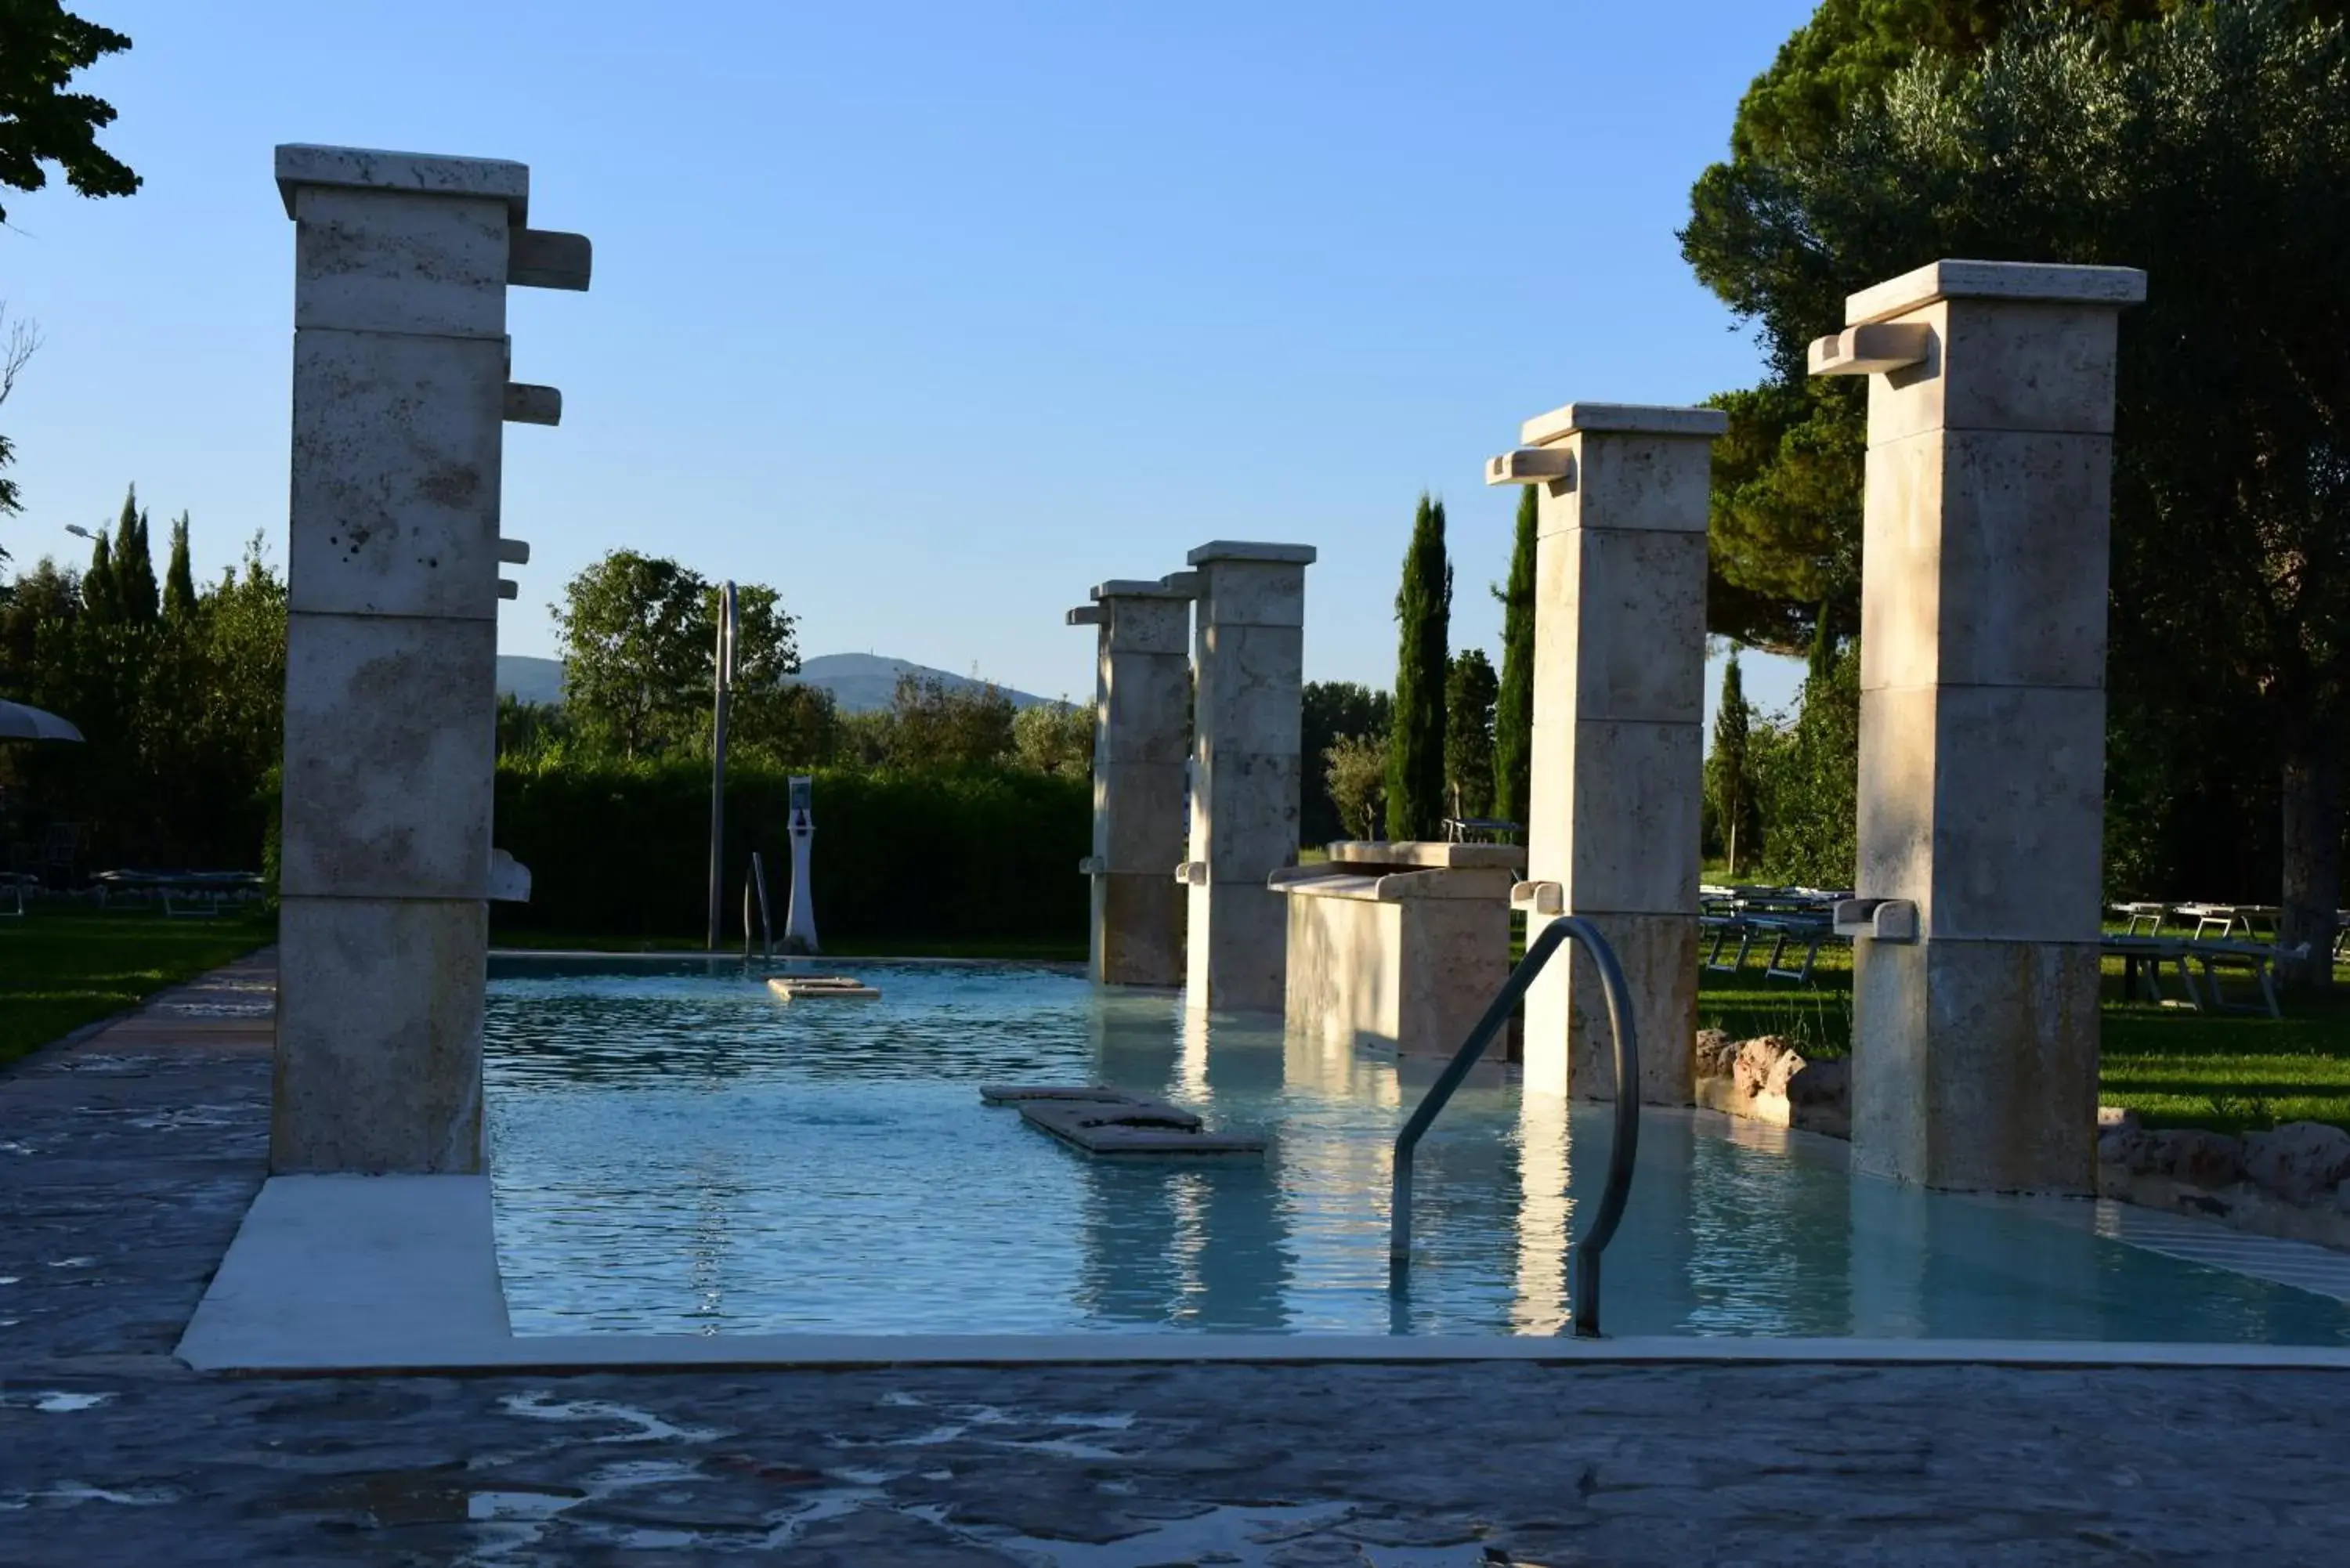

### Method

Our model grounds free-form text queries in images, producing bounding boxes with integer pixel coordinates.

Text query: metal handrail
[743,851,776,961]
[1389,914,1640,1338]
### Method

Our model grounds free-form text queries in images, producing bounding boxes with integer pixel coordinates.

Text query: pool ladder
[1389,915,1640,1338]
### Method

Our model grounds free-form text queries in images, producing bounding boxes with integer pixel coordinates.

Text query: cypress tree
[113,486,160,625]
[163,511,197,621]
[1444,648,1499,821]
[82,527,118,624]
[1491,484,1537,826]
[1806,599,1836,683]
[1385,492,1451,841]
[1710,649,1755,876]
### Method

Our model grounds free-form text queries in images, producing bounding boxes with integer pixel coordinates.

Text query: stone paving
[9,956,2350,1564]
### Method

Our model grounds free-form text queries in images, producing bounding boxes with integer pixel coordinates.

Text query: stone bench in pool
[979,1086,1266,1158]
[1271,840,1525,1057]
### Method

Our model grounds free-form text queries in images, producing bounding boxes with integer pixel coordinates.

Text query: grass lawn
[489,928,1087,962]
[0,908,276,1068]
[1697,938,2350,1136]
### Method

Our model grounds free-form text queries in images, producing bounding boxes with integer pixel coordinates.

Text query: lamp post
[707,580,737,952]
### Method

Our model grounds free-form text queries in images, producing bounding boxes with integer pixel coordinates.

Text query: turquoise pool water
[483,957,2350,1342]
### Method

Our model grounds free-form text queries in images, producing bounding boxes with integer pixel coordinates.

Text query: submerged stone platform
[981,1085,1267,1158]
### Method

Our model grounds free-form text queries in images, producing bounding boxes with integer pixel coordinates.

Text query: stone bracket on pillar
[1511,879,1564,916]
[1065,605,1105,625]
[1807,323,1931,378]
[503,383,562,425]
[1833,897,1918,942]
[498,538,530,565]
[1175,861,1207,886]
[1484,448,1576,488]
[508,229,594,291]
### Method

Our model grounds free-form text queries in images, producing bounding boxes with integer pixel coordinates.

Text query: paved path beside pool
[9,956,2350,1565]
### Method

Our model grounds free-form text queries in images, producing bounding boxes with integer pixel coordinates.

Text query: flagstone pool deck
[8,956,2350,1564]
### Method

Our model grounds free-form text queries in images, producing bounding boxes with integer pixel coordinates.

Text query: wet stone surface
[10,963,2350,1563]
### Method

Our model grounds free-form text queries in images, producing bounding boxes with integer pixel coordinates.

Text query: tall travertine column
[1487,404,1724,1103]
[1178,542,1315,1012]
[1812,258,2144,1194]
[272,145,590,1175]
[1070,576,1196,986]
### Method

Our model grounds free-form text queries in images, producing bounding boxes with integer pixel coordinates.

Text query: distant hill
[794,653,1051,713]
[494,652,1052,714]
[497,655,566,706]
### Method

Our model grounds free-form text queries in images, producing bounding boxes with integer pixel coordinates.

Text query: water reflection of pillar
[1177,1003,1213,1107]
[1072,997,1292,1331]
[1093,988,1184,1101]
[1188,1012,1292,1331]
[1847,1174,1929,1337]
[1075,991,1188,1326]
[1512,1090,1573,1333]
[1282,1025,1400,1107]
[685,1148,743,1331]
[1287,1031,1401,1330]
[1675,1118,1852,1336]
[1849,1176,2106,1340]
[1564,1111,1698,1338]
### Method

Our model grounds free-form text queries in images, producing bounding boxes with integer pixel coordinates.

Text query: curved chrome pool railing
[1387,914,1640,1338]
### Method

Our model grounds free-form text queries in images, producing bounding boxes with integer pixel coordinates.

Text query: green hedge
[490,759,1090,942]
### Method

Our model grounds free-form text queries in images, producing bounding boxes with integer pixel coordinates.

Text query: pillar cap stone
[1092,577,1197,600]
[1519,403,1729,448]
[1328,840,1528,871]
[1186,540,1318,566]
[1845,258,2148,327]
[275,143,530,222]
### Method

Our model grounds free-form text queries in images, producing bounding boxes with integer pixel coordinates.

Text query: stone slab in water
[766,976,880,1000]
[978,1084,1170,1111]
[984,1086,1261,1158]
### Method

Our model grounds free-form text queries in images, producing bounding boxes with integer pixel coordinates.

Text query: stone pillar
[1486,404,1723,1102]
[271,145,590,1175]
[1811,258,2144,1194]
[1070,576,1196,987]
[1179,541,1316,1013]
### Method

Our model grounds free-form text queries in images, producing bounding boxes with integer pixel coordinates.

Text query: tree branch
[0,303,42,409]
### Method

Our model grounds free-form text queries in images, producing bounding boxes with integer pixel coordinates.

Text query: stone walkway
[9,956,2350,1564]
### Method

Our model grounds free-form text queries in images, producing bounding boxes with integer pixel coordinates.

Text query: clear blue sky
[2,0,1815,721]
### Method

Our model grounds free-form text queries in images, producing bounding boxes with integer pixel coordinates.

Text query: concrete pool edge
[178,1174,2350,1376]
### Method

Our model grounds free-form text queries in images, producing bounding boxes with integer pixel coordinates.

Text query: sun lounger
[2180,939,2305,1020]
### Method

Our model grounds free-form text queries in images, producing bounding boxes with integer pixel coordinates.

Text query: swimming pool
[483,957,2350,1343]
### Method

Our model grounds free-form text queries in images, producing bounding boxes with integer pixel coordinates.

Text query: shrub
[491,758,1088,942]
